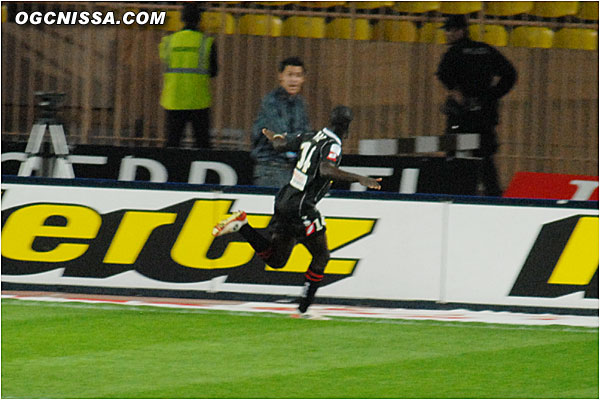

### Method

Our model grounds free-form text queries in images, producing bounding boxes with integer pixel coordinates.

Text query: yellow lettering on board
[266,217,376,274]
[171,200,270,269]
[103,211,177,264]
[1,204,101,262]
[548,217,599,285]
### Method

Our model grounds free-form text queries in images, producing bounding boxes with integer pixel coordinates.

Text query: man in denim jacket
[251,57,311,188]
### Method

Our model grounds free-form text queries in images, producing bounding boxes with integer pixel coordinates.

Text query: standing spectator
[436,15,517,196]
[159,3,218,149]
[251,56,311,188]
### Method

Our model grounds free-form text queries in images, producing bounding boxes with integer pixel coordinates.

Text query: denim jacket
[251,87,311,164]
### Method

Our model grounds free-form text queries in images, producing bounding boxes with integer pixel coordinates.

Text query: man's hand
[320,162,382,190]
[359,176,382,190]
[262,128,285,141]
[262,128,287,152]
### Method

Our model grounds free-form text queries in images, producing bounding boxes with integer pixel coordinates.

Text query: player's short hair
[330,105,353,126]
[279,57,305,73]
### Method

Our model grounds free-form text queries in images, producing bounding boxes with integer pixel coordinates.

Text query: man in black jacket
[436,15,517,196]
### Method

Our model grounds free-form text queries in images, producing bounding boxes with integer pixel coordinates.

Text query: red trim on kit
[305,223,316,236]
[305,269,324,281]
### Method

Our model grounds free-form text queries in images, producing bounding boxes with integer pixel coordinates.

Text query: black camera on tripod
[35,92,65,122]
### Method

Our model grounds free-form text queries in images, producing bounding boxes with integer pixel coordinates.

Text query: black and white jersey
[276,127,342,215]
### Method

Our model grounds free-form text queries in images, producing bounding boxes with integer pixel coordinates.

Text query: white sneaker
[212,211,248,237]
[290,309,331,321]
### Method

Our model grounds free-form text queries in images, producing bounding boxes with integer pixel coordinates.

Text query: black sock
[239,223,272,254]
[298,269,324,313]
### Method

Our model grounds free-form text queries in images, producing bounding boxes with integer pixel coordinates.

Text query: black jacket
[436,37,517,129]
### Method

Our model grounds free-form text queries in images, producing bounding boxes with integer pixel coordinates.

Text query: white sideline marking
[2,294,598,329]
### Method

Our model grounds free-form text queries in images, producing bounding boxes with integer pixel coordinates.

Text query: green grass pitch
[1,298,598,399]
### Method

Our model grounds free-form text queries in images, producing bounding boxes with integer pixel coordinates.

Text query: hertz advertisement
[1,177,598,312]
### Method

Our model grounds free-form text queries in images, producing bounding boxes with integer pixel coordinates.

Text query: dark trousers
[473,129,501,197]
[445,127,502,197]
[480,154,502,197]
[165,108,211,149]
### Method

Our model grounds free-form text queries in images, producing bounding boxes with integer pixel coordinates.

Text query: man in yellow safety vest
[159,3,218,149]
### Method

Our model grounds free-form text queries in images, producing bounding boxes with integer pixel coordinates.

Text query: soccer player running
[212,105,381,319]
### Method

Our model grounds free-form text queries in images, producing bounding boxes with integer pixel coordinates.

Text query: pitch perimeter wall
[1,176,598,314]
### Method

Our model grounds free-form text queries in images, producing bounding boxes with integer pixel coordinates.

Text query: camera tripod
[18,120,74,178]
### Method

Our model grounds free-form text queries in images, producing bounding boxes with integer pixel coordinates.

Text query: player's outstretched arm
[320,161,382,190]
[261,128,288,152]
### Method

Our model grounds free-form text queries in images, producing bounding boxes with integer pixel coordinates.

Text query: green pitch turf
[1,299,598,399]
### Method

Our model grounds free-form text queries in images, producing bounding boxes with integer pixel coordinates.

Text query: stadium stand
[373,20,418,42]
[418,22,446,44]
[484,1,534,17]
[255,1,297,6]
[439,1,483,15]
[200,11,235,35]
[1,0,597,191]
[50,1,596,46]
[577,1,599,20]
[282,16,326,38]
[347,1,394,10]
[238,14,283,36]
[553,27,598,50]
[392,2,441,14]
[162,11,183,32]
[468,24,508,46]
[300,2,347,8]
[510,26,555,48]
[529,1,579,18]
[326,17,372,40]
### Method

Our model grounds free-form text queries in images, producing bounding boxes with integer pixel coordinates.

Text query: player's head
[329,105,353,137]
[181,3,202,28]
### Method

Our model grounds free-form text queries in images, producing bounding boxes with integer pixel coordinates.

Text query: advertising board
[444,203,598,309]
[1,177,597,312]
[1,142,479,195]
[0,178,444,302]
[503,171,599,201]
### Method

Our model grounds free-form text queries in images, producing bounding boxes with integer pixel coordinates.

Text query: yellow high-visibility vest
[159,30,213,110]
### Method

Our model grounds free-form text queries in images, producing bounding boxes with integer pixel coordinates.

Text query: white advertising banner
[444,204,598,309]
[0,181,444,302]
[1,179,597,311]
